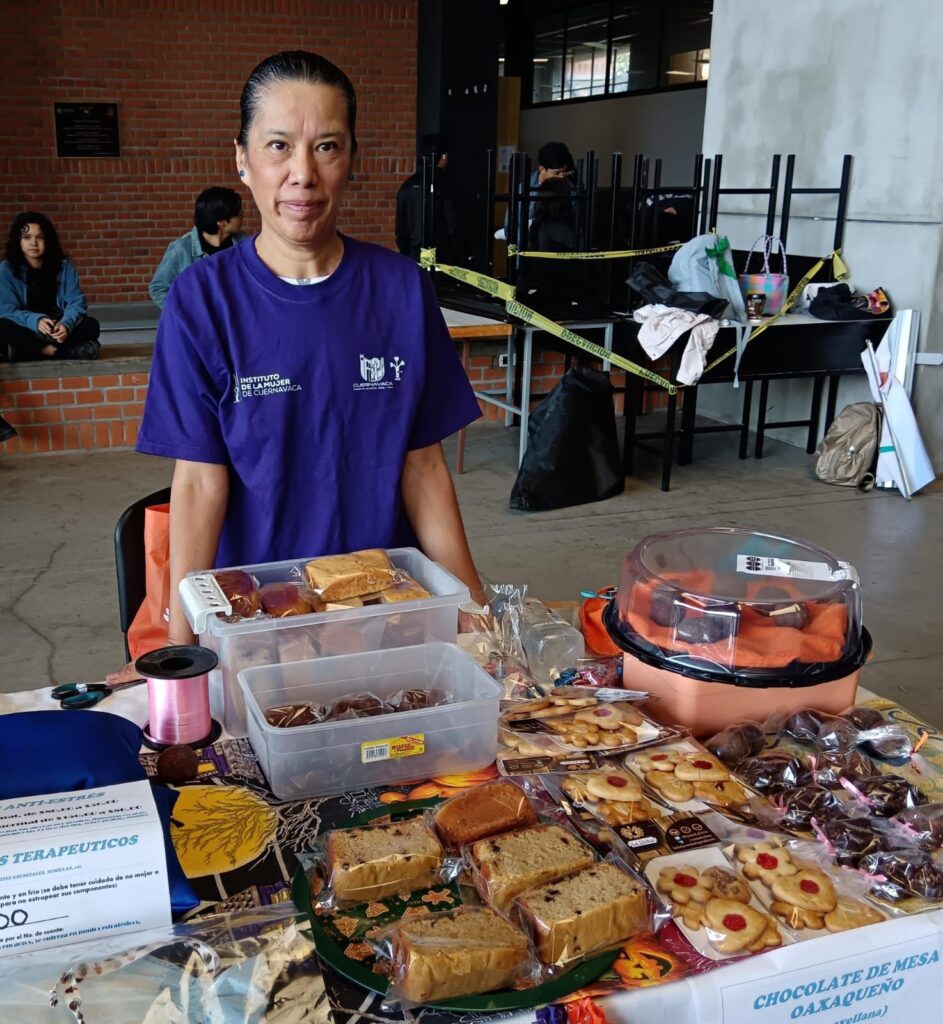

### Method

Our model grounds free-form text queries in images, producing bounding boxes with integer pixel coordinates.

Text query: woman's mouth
[279,200,324,218]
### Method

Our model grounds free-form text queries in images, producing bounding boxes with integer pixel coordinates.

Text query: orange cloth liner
[623,570,849,670]
[580,595,623,657]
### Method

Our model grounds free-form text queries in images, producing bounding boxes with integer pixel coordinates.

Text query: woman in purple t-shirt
[136,51,485,650]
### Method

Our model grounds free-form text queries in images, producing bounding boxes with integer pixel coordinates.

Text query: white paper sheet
[0,780,172,957]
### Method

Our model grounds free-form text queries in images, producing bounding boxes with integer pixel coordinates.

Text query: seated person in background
[395,133,464,264]
[0,212,100,362]
[529,177,576,252]
[501,140,577,241]
[149,186,245,307]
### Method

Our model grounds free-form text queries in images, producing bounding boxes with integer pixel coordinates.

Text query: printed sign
[0,781,172,957]
[360,734,425,764]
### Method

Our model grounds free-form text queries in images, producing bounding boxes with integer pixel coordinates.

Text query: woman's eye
[267,140,288,153]
[317,141,338,153]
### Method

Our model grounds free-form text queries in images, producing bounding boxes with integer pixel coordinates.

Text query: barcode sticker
[360,734,425,765]
[736,555,859,584]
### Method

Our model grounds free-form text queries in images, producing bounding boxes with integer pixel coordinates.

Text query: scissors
[50,683,113,709]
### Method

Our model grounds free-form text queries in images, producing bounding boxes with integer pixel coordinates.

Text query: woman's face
[20,224,45,268]
[236,80,353,252]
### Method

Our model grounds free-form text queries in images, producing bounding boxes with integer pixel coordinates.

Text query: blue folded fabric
[0,710,198,917]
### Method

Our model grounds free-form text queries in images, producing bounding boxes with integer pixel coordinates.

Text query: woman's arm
[401,442,485,605]
[167,458,230,645]
[57,261,88,330]
[0,262,41,331]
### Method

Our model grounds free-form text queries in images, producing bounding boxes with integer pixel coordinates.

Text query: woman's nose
[288,148,319,187]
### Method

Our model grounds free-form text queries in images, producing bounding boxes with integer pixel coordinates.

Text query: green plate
[292,798,620,1012]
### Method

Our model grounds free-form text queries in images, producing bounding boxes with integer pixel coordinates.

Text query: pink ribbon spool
[135,645,218,749]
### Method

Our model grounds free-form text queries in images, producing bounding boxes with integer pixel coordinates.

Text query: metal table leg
[739,379,754,459]
[754,379,770,459]
[603,323,613,371]
[824,374,841,431]
[623,376,641,476]
[661,391,677,492]
[679,387,697,465]
[504,330,517,427]
[518,329,534,466]
[806,375,826,453]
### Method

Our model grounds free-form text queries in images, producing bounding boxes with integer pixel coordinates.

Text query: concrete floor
[2,422,941,726]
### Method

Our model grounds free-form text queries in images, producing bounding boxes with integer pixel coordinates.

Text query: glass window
[661,0,713,87]
[532,14,566,103]
[563,3,609,100]
[608,1,660,94]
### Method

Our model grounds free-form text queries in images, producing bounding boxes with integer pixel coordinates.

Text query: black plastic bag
[809,283,891,321]
[626,262,727,317]
[510,364,624,511]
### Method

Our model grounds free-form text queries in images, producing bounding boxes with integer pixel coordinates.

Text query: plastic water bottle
[519,599,585,685]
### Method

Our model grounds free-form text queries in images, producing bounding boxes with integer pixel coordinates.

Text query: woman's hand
[51,322,69,344]
[37,317,57,337]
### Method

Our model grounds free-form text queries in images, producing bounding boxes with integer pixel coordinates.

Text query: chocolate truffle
[736,753,807,795]
[649,579,684,628]
[840,706,885,732]
[854,774,926,817]
[781,708,836,745]
[821,816,890,868]
[775,784,842,829]
[706,723,766,768]
[264,702,325,728]
[893,805,943,847]
[156,744,200,784]
[861,850,943,902]
[327,693,390,719]
[675,604,740,645]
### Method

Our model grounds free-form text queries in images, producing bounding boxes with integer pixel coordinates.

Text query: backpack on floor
[814,402,882,489]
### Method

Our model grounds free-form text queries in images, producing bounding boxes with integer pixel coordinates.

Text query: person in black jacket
[395,133,463,263]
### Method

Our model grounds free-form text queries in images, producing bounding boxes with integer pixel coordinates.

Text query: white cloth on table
[632,304,721,386]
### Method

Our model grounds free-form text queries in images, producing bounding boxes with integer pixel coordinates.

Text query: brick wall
[1,371,147,454]
[0,0,417,303]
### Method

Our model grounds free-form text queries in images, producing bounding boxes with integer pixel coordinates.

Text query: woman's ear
[234,139,248,185]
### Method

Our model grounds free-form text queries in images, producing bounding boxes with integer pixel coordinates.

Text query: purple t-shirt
[137,235,481,567]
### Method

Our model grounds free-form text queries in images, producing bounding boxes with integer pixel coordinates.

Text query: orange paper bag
[127,502,171,661]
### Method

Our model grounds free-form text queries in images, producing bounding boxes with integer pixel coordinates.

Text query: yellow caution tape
[700,249,847,375]
[421,248,678,394]
[507,242,683,261]
[422,247,849,394]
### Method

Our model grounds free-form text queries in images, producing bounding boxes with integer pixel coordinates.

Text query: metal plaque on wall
[54,102,120,158]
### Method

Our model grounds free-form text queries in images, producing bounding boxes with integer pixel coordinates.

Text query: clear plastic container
[603,528,869,736]
[189,548,469,736]
[239,643,502,801]
[608,527,862,677]
[520,599,586,684]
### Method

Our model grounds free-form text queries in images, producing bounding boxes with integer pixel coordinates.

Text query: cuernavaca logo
[360,354,386,383]
[232,373,302,402]
[354,354,405,391]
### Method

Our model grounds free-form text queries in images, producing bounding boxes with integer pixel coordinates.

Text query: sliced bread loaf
[327,816,443,903]
[470,823,594,912]
[393,907,530,1002]
[434,780,538,847]
[517,862,649,965]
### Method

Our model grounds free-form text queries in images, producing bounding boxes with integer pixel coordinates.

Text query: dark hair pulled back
[237,50,358,153]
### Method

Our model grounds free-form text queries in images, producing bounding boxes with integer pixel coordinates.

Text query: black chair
[114,487,171,660]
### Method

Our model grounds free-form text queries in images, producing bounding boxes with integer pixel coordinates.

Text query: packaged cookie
[646,848,785,960]
[626,741,751,815]
[728,834,883,937]
[543,770,667,829]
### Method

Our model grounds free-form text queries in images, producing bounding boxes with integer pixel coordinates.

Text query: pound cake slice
[517,862,649,965]
[327,816,443,903]
[470,823,595,912]
[393,907,530,1002]
[435,780,538,847]
[304,553,393,602]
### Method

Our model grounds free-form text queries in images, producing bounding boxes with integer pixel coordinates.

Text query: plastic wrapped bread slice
[304,553,394,602]
[469,823,595,913]
[381,907,535,1003]
[433,779,539,848]
[514,861,651,967]
[323,816,446,907]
